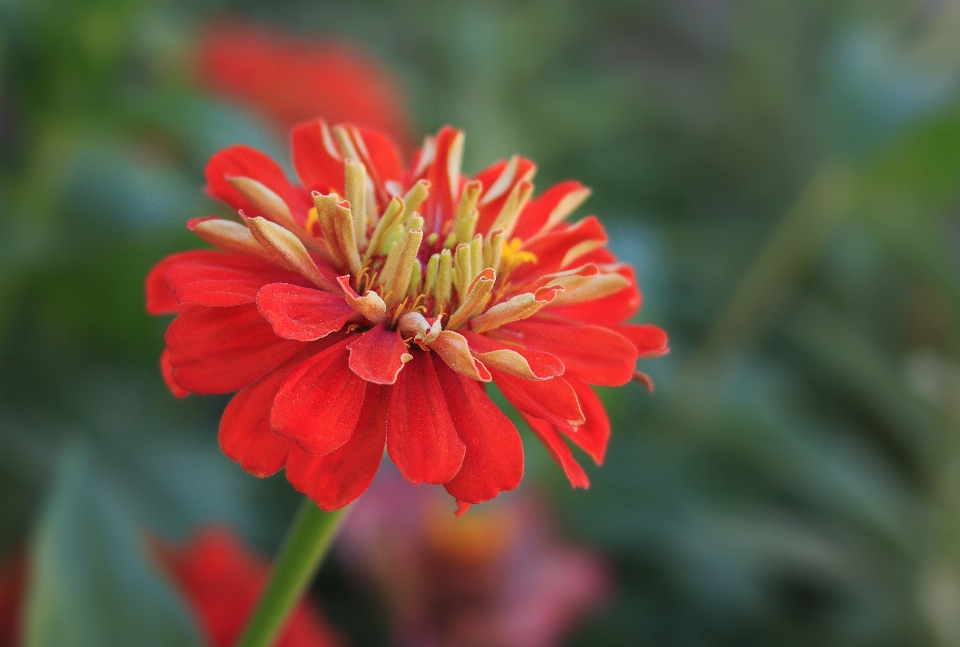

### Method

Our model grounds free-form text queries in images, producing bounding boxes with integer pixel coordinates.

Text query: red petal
[166,251,308,308]
[420,126,463,234]
[475,156,537,234]
[387,351,465,485]
[290,120,345,196]
[492,371,583,431]
[205,145,311,221]
[498,319,638,386]
[219,352,317,477]
[198,24,413,146]
[271,336,366,455]
[472,158,507,193]
[160,349,189,398]
[359,128,403,185]
[146,252,191,315]
[612,323,669,358]
[512,180,588,240]
[435,361,523,504]
[558,378,610,465]
[522,414,590,489]
[573,246,616,265]
[256,283,355,341]
[547,265,641,325]
[165,304,306,394]
[285,384,389,510]
[347,325,410,384]
[510,216,607,283]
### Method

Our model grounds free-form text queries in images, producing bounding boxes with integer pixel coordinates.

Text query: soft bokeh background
[4,0,960,645]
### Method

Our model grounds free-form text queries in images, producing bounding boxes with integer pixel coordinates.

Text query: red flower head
[197,24,413,149]
[147,121,668,512]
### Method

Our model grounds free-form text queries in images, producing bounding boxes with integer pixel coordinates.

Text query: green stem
[692,161,854,365]
[236,498,349,647]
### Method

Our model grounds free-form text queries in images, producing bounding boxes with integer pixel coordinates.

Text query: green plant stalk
[236,498,349,647]
[693,161,854,365]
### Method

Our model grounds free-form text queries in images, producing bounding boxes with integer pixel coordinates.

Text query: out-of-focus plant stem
[235,498,350,647]
[693,161,856,365]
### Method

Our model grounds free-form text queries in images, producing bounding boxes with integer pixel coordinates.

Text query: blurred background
[4,0,960,645]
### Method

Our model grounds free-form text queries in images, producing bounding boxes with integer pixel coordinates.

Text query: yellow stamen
[391,296,411,325]
[410,293,427,314]
[305,206,320,237]
[499,237,537,274]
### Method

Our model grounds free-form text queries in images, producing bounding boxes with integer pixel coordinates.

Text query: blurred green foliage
[4,0,960,645]
[24,451,204,647]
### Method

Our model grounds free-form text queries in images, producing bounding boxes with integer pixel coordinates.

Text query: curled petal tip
[337,275,387,324]
[634,371,655,392]
[429,330,492,382]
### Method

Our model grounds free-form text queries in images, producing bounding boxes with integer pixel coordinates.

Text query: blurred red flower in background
[156,527,345,647]
[147,120,667,512]
[339,471,609,647]
[197,24,414,149]
[0,550,25,647]
[0,530,345,647]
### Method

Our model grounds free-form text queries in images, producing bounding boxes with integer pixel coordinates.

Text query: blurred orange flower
[197,23,414,149]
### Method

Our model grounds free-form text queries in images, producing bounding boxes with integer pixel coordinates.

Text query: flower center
[305,159,536,334]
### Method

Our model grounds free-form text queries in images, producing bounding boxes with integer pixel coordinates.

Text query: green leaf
[23,450,205,647]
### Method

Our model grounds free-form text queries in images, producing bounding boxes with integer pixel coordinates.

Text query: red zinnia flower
[147,121,668,512]
[197,24,413,148]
